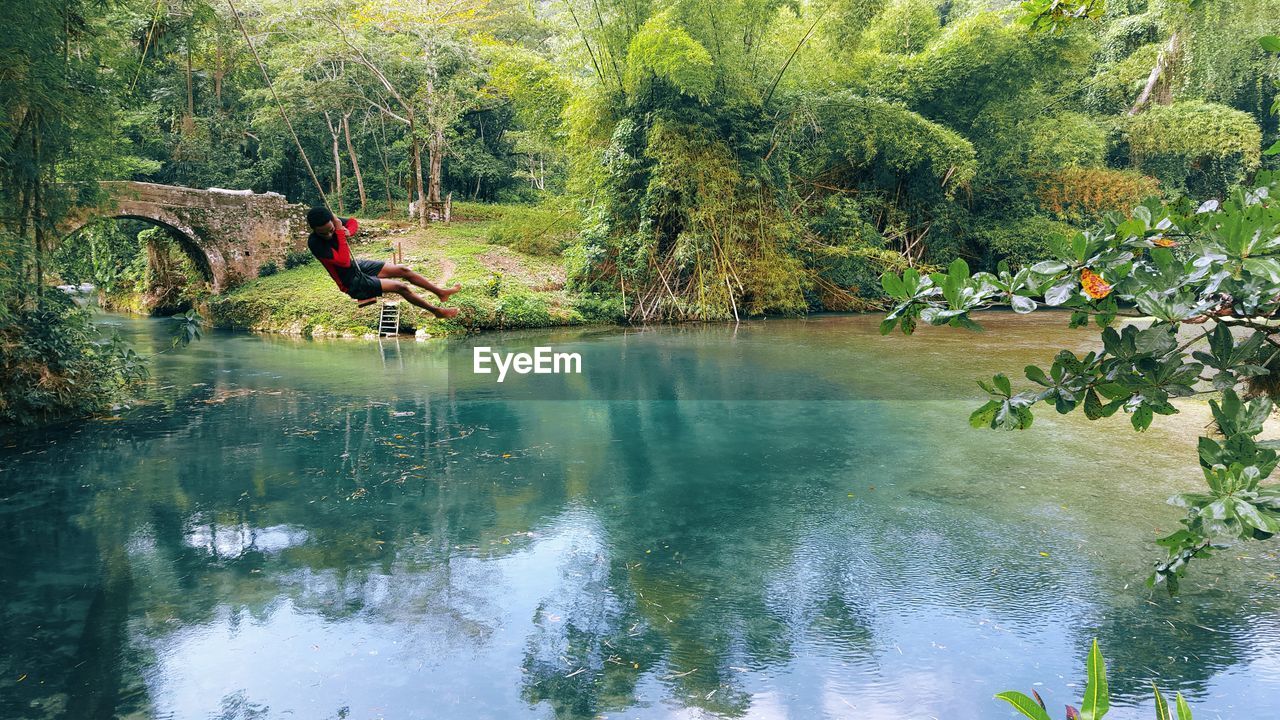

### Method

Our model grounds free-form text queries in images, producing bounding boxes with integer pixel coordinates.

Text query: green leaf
[1011,295,1037,313]
[1080,638,1109,720]
[1261,35,1280,53]
[879,317,897,335]
[881,272,906,299]
[994,373,1012,396]
[1153,683,1171,720]
[1115,219,1145,241]
[995,691,1053,720]
[1030,260,1069,275]
[970,400,1000,429]
[1046,280,1077,305]
[1071,232,1088,262]
[1175,693,1193,720]
[1234,500,1279,534]
[1132,404,1154,432]
[1083,388,1105,420]
[1025,365,1051,386]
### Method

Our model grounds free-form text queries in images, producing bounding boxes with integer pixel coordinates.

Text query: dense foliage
[2,1,1279,421]
[880,168,1280,590]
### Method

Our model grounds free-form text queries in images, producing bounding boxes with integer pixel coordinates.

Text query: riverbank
[206,206,622,338]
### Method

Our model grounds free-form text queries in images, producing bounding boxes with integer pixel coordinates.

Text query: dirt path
[437,258,457,285]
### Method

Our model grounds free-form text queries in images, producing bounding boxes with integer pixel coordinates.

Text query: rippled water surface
[3,312,1280,719]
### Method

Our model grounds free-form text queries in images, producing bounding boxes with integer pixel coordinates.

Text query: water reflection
[2,313,1280,719]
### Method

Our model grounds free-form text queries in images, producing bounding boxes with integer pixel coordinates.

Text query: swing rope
[131,0,164,92]
[224,0,330,210]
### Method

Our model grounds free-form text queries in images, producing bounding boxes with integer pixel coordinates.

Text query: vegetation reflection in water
[3,313,1280,720]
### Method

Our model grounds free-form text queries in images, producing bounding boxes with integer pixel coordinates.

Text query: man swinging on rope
[306,207,461,318]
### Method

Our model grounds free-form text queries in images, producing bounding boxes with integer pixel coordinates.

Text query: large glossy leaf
[1175,693,1193,720]
[1045,279,1076,305]
[995,691,1053,720]
[970,400,1000,429]
[1131,405,1154,431]
[1080,638,1109,720]
[1011,295,1037,313]
[1153,684,1171,720]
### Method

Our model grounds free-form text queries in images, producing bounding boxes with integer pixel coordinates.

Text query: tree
[880,167,1280,591]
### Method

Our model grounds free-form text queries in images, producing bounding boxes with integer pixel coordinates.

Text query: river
[2,312,1279,719]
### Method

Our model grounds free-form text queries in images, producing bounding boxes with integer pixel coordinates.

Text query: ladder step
[378,299,401,336]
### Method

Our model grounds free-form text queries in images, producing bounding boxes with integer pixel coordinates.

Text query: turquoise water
[2,312,1280,719]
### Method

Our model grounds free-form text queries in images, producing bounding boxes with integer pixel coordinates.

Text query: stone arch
[61,181,308,293]
[60,213,219,289]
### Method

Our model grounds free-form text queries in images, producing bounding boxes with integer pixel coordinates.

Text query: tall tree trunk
[324,111,344,213]
[184,43,194,130]
[342,112,366,211]
[425,70,443,206]
[411,116,427,228]
[214,36,224,109]
[1129,32,1181,116]
[32,129,43,298]
[375,111,394,212]
[428,128,443,204]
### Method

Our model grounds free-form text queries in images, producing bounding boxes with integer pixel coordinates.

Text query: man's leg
[379,279,458,318]
[378,263,461,301]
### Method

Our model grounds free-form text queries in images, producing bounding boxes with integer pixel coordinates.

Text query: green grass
[207,206,622,338]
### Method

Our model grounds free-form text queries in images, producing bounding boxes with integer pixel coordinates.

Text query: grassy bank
[206,205,621,338]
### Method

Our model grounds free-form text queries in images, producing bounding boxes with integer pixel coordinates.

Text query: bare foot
[435,284,462,302]
[432,306,459,319]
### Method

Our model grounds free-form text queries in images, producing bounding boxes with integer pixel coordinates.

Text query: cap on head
[306,207,334,229]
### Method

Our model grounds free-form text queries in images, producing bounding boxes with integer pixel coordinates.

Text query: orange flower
[1151,236,1177,248]
[1081,268,1112,300]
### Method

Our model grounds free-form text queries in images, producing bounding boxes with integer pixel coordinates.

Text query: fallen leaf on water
[1039,551,1050,557]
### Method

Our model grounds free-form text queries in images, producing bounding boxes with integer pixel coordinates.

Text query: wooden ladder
[378,300,401,337]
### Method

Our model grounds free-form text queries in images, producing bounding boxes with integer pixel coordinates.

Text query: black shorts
[346,259,386,300]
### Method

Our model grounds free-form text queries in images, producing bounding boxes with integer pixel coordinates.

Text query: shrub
[495,292,553,329]
[1099,12,1160,62]
[485,204,580,256]
[283,249,313,269]
[0,293,145,428]
[1125,100,1263,198]
[1035,167,1161,223]
[970,215,1077,270]
[257,261,279,277]
[1024,112,1107,171]
[570,293,626,324]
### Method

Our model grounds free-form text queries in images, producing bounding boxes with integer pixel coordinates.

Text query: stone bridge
[61,181,309,292]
